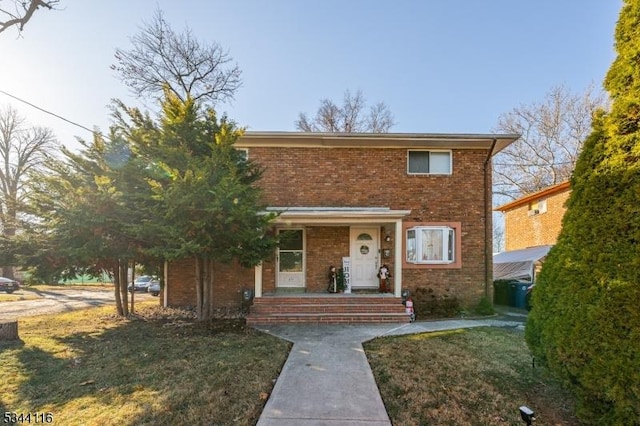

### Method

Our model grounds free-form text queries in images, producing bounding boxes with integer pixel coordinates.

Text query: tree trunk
[119,260,129,317]
[129,260,135,314]
[195,256,215,321]
[202,258,212,320]
[0,320,18,340]
[2,206,17,280]
[195,257,204,320]
[207,258,215,317]
[113,265,123,316]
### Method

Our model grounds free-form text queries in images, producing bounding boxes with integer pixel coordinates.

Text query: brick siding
[167,144,493,309]
[166,257,254,310]
[503,189,570,251]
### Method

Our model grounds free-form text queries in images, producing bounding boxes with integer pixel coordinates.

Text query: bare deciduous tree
[0,0,59,35]
[493,85,608,199]
[296,90,395,133]
[113,9,242,107]
[0,106,57,278]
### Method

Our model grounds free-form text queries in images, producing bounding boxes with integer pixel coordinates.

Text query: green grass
[0,302,291,426]
[365,327,578,426]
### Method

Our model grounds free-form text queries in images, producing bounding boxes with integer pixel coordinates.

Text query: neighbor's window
[528,198,547,215]
[407,150,452,174]
[406,226,455,264]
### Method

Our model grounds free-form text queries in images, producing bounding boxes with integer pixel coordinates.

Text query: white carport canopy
[493,245,552,282]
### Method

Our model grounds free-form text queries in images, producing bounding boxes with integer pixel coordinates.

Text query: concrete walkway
[254,316,525,425]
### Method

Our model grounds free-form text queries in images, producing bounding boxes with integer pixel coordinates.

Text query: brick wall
[503,189,570,251]
[305,226,350,292]
[167,146,492,309]
[166,258,254,310]
[253,147,491,306]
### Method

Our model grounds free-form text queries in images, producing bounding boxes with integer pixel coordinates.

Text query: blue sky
[0,0,621,151]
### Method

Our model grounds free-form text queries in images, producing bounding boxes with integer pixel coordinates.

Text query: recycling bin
[510,282,530,309]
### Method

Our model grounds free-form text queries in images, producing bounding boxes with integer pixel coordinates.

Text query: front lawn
[0,301,291,426]
[365,327,578,425]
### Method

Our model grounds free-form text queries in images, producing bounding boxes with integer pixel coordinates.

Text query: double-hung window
[406,226,455,264]
[407,150,452,174]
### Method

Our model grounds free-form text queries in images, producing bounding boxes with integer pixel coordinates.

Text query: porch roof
[265,207,411,225]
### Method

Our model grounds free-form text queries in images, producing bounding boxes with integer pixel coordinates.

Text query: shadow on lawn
[9,317,288,426]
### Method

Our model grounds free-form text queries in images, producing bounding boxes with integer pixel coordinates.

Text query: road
[0,288,154,320]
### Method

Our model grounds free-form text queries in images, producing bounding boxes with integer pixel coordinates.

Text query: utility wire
[0,89,108,140]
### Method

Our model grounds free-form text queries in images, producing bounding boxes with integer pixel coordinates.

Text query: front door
[277,229,305,288]
[350,227,379,289]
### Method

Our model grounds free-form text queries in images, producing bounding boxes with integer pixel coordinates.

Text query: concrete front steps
[245,294,411,325]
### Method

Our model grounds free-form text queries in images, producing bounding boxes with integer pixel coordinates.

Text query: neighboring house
[494,181,570,251]
[163,132,518,321]
[492,181,571,304]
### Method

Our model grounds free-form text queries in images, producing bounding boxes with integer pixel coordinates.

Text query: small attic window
[528,198,547,216]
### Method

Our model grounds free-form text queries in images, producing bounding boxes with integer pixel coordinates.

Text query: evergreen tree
[26,133,148,315]
[526,1,640,423]
[112,92,277,320]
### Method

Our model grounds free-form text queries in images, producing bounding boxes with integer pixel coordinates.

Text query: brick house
[163,132,518,322]
[492,182,570,293]
[494,181,570,251]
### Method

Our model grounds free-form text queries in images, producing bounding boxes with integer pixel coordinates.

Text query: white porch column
[254,263,263,298]
[394,219,403,297]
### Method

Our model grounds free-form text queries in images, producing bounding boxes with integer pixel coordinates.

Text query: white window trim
[236,148,249,161]
[406,226,455,264]
[528,198,547,216]
[407,150,452,175]
[276,228,306,288]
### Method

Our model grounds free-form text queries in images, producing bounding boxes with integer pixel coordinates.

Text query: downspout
[483,139,497,298]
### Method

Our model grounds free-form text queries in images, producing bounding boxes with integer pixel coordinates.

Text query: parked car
[148,280,161,296]
[128,275,156,292]
[0,277,20,293]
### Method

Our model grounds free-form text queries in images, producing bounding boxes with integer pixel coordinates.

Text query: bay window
[406,226,455,264]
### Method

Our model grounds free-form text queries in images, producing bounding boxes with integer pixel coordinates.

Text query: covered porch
[247,207,412,324]
[253,207,411,298]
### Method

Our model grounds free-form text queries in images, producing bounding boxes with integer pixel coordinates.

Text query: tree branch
[0,0,59,35]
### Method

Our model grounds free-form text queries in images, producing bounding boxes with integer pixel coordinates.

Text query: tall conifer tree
[526,1,640,423]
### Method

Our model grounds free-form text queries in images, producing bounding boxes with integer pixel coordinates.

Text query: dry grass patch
[365,327,577,426]
[0,301,291,426]
[25,284,114,292]
[0,293,40,303]
[0,284,114,303]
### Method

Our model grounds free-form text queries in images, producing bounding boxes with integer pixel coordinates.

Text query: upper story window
[235,148,248,162]
[528,198,547,216]
[407,150,452,175]
[406,226,455,264]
